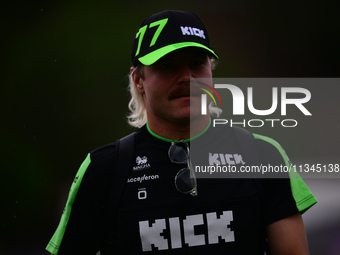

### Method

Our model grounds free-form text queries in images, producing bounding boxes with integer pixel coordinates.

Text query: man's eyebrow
[186,51,207,58]
[152,57,174,65]
[193,54,208,59]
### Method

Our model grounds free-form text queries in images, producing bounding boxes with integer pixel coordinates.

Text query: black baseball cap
[131,10,218,66]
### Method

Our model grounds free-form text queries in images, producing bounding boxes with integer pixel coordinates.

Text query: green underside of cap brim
[138,42,218,65]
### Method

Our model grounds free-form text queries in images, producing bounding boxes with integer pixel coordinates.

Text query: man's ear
[130,66,145,94]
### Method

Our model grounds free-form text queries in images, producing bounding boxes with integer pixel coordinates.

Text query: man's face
[133,48,213,125]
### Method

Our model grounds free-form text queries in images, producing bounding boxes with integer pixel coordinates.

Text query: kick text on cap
[181,26,205,39]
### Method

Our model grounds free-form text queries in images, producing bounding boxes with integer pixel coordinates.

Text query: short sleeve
[253,133,317,224]
[46,142,117,255]
[46,153,97,254]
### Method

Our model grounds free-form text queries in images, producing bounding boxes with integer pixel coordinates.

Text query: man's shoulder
[88,130,140,164]
[90,142,117,159]
[226,125,288,164]
[209,124,285,151]
[251,132,286,155]
[251,131,289,165]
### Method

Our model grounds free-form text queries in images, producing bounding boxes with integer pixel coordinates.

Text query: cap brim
[137,42,218,66]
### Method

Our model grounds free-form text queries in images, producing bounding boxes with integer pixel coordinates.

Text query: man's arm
[266,213,309,255]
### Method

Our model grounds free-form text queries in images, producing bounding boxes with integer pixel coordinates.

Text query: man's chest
[114,146,264,254]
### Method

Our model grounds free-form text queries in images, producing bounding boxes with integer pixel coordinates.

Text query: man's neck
[147,115,210,141]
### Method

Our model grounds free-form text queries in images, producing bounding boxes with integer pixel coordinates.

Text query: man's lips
[168,86,203,100]
[169,93,202,100]
[173,94,190,99]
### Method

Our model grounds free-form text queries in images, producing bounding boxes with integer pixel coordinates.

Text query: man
[46,10,317,254]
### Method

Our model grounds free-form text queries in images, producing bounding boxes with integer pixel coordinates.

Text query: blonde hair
[127,67,147,128]
[127,59,222,128]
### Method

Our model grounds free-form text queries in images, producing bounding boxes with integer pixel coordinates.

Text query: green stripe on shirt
[253,133,317,213]
[46,153,91,255]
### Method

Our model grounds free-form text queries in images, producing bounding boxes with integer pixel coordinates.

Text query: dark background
[1,0,339,254]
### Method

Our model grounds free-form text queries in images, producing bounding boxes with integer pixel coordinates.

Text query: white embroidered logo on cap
[180,26,205,39]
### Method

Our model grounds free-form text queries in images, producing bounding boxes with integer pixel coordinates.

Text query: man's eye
[193,60,203,66]
[160,63,173,69]
[190,59,206,67]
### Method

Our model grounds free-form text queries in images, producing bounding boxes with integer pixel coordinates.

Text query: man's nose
[178,64,192,83]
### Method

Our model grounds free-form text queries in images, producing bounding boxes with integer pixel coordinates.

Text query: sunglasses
[168,139,197,196]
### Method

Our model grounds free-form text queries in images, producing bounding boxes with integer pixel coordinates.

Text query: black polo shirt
[46,123,317,254]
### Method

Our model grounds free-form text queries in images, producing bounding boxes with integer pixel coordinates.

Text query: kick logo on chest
[139,211,235,251]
